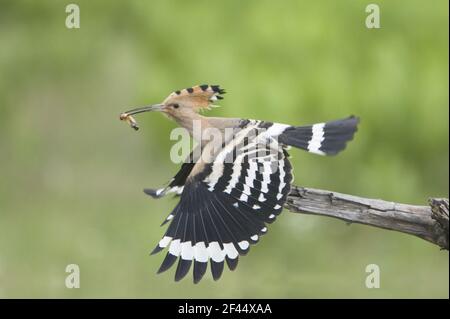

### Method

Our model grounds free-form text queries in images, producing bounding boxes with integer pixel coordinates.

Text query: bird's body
[120,85,359,283]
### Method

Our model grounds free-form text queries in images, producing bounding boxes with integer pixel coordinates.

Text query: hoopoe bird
[120,85,359,283]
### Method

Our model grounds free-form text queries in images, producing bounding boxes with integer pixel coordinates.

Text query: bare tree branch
[285,186,449,250]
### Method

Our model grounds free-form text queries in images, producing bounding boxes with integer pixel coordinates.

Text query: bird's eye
[173,104,180,109]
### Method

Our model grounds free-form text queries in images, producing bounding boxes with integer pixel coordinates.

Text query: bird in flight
[120,85,359,283]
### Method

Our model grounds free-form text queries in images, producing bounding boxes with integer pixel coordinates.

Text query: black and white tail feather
[147,116,358,283]
[277,116,359,155]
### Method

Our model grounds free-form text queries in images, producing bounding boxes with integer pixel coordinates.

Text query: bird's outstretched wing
[143,147,200,199]
[149,117,358,282]
[143,162,193,198]
[151,122,293,283]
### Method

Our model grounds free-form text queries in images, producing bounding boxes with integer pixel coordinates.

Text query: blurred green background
[0,0,448,298]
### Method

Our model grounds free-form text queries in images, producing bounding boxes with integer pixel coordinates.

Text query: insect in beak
[119,104,164,131]
[119,113,139,131]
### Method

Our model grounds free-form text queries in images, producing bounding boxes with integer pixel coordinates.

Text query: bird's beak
[121,104,164,116]
[119,104,165,131]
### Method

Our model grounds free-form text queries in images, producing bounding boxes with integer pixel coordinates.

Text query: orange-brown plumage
[120,84,230,136]
[163,84,225,112]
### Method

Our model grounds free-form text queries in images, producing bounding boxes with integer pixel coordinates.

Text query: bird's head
[120,85,225,130]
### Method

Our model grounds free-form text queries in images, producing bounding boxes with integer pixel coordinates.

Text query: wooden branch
[285,186,449,250]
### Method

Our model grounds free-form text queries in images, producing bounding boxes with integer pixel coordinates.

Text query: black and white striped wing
[151,124,292,283]
[143,162,193,198]
[149,117,358,283]
[143,149,199,199]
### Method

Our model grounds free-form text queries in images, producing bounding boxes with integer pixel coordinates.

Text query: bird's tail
[278,116,359,155]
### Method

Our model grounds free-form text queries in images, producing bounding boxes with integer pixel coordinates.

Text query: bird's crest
[163,84,226,112]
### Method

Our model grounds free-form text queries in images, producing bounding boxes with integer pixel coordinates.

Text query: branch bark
[285,186,449,250]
